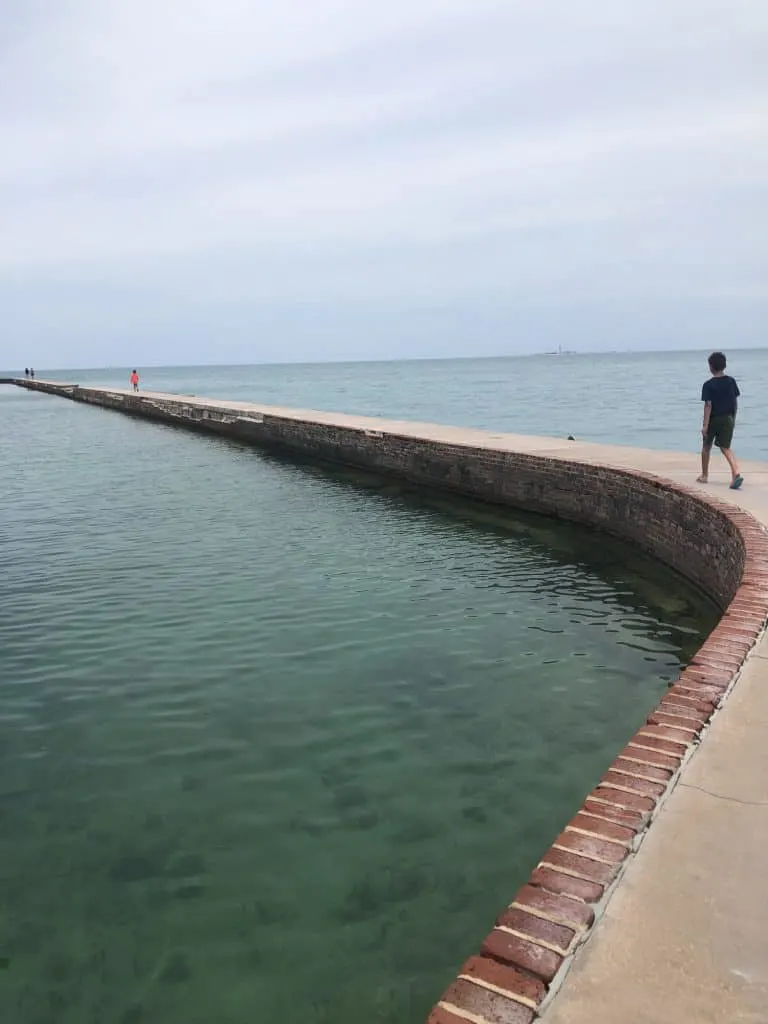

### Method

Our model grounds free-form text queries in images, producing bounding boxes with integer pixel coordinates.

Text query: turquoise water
[0,382,719,1023]
[20,347,768,460]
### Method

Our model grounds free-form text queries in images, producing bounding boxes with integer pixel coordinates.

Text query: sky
[1,0,766,369]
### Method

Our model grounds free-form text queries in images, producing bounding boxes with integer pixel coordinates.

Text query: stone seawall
[19,378,746,606]
[12,377,768,1024]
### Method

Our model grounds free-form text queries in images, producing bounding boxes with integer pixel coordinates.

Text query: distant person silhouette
[30,368,35,378]
[24,367,29,377]
[130,369,140,393]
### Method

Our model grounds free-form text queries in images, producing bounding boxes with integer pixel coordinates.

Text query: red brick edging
[427,484,768,1024]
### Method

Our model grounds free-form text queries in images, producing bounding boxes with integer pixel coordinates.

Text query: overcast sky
[2,0,766,368]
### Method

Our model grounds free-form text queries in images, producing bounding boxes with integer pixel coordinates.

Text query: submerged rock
[165,852,207,878]
[109,852,165,883]
[121,1002,144,1024]
[159,950,191,985]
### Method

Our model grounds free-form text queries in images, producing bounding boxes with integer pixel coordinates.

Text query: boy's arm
[702,400,712,438]
[701,381,711,438]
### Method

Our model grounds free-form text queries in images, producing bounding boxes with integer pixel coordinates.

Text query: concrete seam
[456,975,539,1010]
[499,919,576,952]
[551,841,620,868]
[605,764,672,785]
[564,823,631,846]
[437,1001,487,1024]
[676,782,768,807]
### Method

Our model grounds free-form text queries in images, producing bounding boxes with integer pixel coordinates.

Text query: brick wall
[59,384,745,608]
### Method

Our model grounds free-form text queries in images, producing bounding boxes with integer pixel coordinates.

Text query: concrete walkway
[543,640,768,1024]
[536,448,768,1024]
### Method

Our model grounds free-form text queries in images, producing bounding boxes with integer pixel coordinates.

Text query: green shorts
[705,414,735,450]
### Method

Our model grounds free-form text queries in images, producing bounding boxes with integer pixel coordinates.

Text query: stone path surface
[542,641,768,1024]
[536,453,768,1023]
[12,381,768,1021]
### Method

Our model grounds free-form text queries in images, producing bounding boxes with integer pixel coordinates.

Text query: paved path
[13,381,768,1020]
[533,447,768,1024]
[543,642,768,1024]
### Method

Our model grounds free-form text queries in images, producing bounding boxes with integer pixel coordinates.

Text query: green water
[0,387,718,1023]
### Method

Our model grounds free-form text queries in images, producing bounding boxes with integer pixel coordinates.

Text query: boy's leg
[721,447,740,484]
[698,443,711,482]
[717,417,741,486]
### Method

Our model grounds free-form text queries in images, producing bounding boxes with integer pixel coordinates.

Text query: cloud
[1,0,766,366]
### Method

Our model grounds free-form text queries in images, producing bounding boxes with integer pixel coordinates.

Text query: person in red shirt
[130,369,140,393]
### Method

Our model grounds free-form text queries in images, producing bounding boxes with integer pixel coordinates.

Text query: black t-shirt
[701,375,740,417]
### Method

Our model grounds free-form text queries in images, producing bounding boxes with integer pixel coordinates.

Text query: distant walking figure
[30,368,35,378]
[24,367,29,376]
[698,351,743,490]
[130,369,140,393]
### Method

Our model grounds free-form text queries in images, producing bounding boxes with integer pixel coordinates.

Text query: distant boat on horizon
[543,345,578,356]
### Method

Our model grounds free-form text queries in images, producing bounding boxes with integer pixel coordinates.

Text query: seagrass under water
[0,386,718,1023]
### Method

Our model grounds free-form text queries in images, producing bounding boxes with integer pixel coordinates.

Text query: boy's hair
[708,351,727,373]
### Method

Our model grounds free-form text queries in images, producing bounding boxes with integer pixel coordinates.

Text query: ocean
[0,353,736,1023]
[23,347,768,460]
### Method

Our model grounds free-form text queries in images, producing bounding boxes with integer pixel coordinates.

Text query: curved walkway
[541,454,768,1024]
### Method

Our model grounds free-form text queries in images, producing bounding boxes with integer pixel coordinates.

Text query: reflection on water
[0,387,718,1023]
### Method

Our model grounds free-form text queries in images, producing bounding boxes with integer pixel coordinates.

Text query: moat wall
[20,379,745,609]
[12,377,768,1024]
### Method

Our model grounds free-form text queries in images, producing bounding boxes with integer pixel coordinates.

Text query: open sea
[26,347,768,460]
[1,349,758,1023]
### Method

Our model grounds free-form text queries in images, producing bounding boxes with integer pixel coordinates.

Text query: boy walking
[698,351,743,490]
[130,369,140,393]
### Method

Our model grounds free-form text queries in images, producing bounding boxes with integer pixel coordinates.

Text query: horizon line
[6,344,768,375]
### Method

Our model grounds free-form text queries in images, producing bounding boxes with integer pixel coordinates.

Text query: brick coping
[9,379,768,1022]
[428,481,768,1024]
